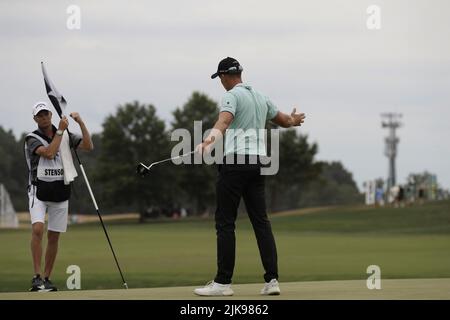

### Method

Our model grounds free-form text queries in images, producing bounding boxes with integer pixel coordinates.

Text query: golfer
[25,102,93,291]
[194,57,305,296]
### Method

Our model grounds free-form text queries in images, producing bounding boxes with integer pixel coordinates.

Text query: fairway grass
[1,201,449,294]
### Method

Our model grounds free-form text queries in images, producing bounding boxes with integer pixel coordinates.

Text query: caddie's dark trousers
[214,162,278,284]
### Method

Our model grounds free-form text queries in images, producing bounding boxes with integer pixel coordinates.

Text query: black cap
[211,57,243,79]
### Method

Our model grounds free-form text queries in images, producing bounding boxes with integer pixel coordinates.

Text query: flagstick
[42,60,127,289]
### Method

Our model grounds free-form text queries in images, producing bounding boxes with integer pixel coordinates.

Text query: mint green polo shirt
[220,83,278,156]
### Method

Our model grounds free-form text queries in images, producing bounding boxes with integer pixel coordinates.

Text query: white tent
[0,183,19,228]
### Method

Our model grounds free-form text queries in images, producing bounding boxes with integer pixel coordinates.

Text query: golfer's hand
[58,116,69,131]
[70,112,83,124]
[291,108,306,126]
[195,140,212,155]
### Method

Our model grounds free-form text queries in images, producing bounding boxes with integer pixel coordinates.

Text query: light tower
[381,113,402,192]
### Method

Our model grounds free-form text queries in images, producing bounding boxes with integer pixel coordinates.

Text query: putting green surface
[0,279,449,300]
[1,201,450,297]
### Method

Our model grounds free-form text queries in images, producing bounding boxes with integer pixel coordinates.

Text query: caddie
[24,101,93,292]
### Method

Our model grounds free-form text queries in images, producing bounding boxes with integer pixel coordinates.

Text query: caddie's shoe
[29,275,45,292]
[42,278,58,292]
[194,281,234,296]
[260,279,281,296]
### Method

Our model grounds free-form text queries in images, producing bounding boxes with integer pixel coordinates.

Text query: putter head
[136,163,150,177]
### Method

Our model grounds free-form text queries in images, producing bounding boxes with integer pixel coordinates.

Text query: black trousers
[214,161,278,284]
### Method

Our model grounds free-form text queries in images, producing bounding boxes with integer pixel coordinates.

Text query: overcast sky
[1,0,449,190]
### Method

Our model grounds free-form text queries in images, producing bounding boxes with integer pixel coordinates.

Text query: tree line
[0,92,363,216]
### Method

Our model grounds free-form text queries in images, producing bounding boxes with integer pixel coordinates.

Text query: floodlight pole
[381,113,402,192]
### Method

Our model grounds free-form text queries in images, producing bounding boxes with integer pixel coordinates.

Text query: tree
[96,101,172,213]
[170,92,219,215]
[266,129,322,212]
[0,127,28,211]
[298,161,363,207]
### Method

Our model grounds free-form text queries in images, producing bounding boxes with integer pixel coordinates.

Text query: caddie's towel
[60,131,78,185]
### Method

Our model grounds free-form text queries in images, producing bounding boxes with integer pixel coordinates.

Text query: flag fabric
[41,62,67,118]
[40,62,78,183]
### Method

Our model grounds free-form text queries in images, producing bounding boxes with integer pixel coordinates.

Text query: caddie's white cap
[32,102,51,117]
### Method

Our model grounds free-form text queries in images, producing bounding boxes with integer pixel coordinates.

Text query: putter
[137,151,195,176]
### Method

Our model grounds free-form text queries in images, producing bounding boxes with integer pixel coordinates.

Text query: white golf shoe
[260,279,281,295]
[194,281,234,296]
